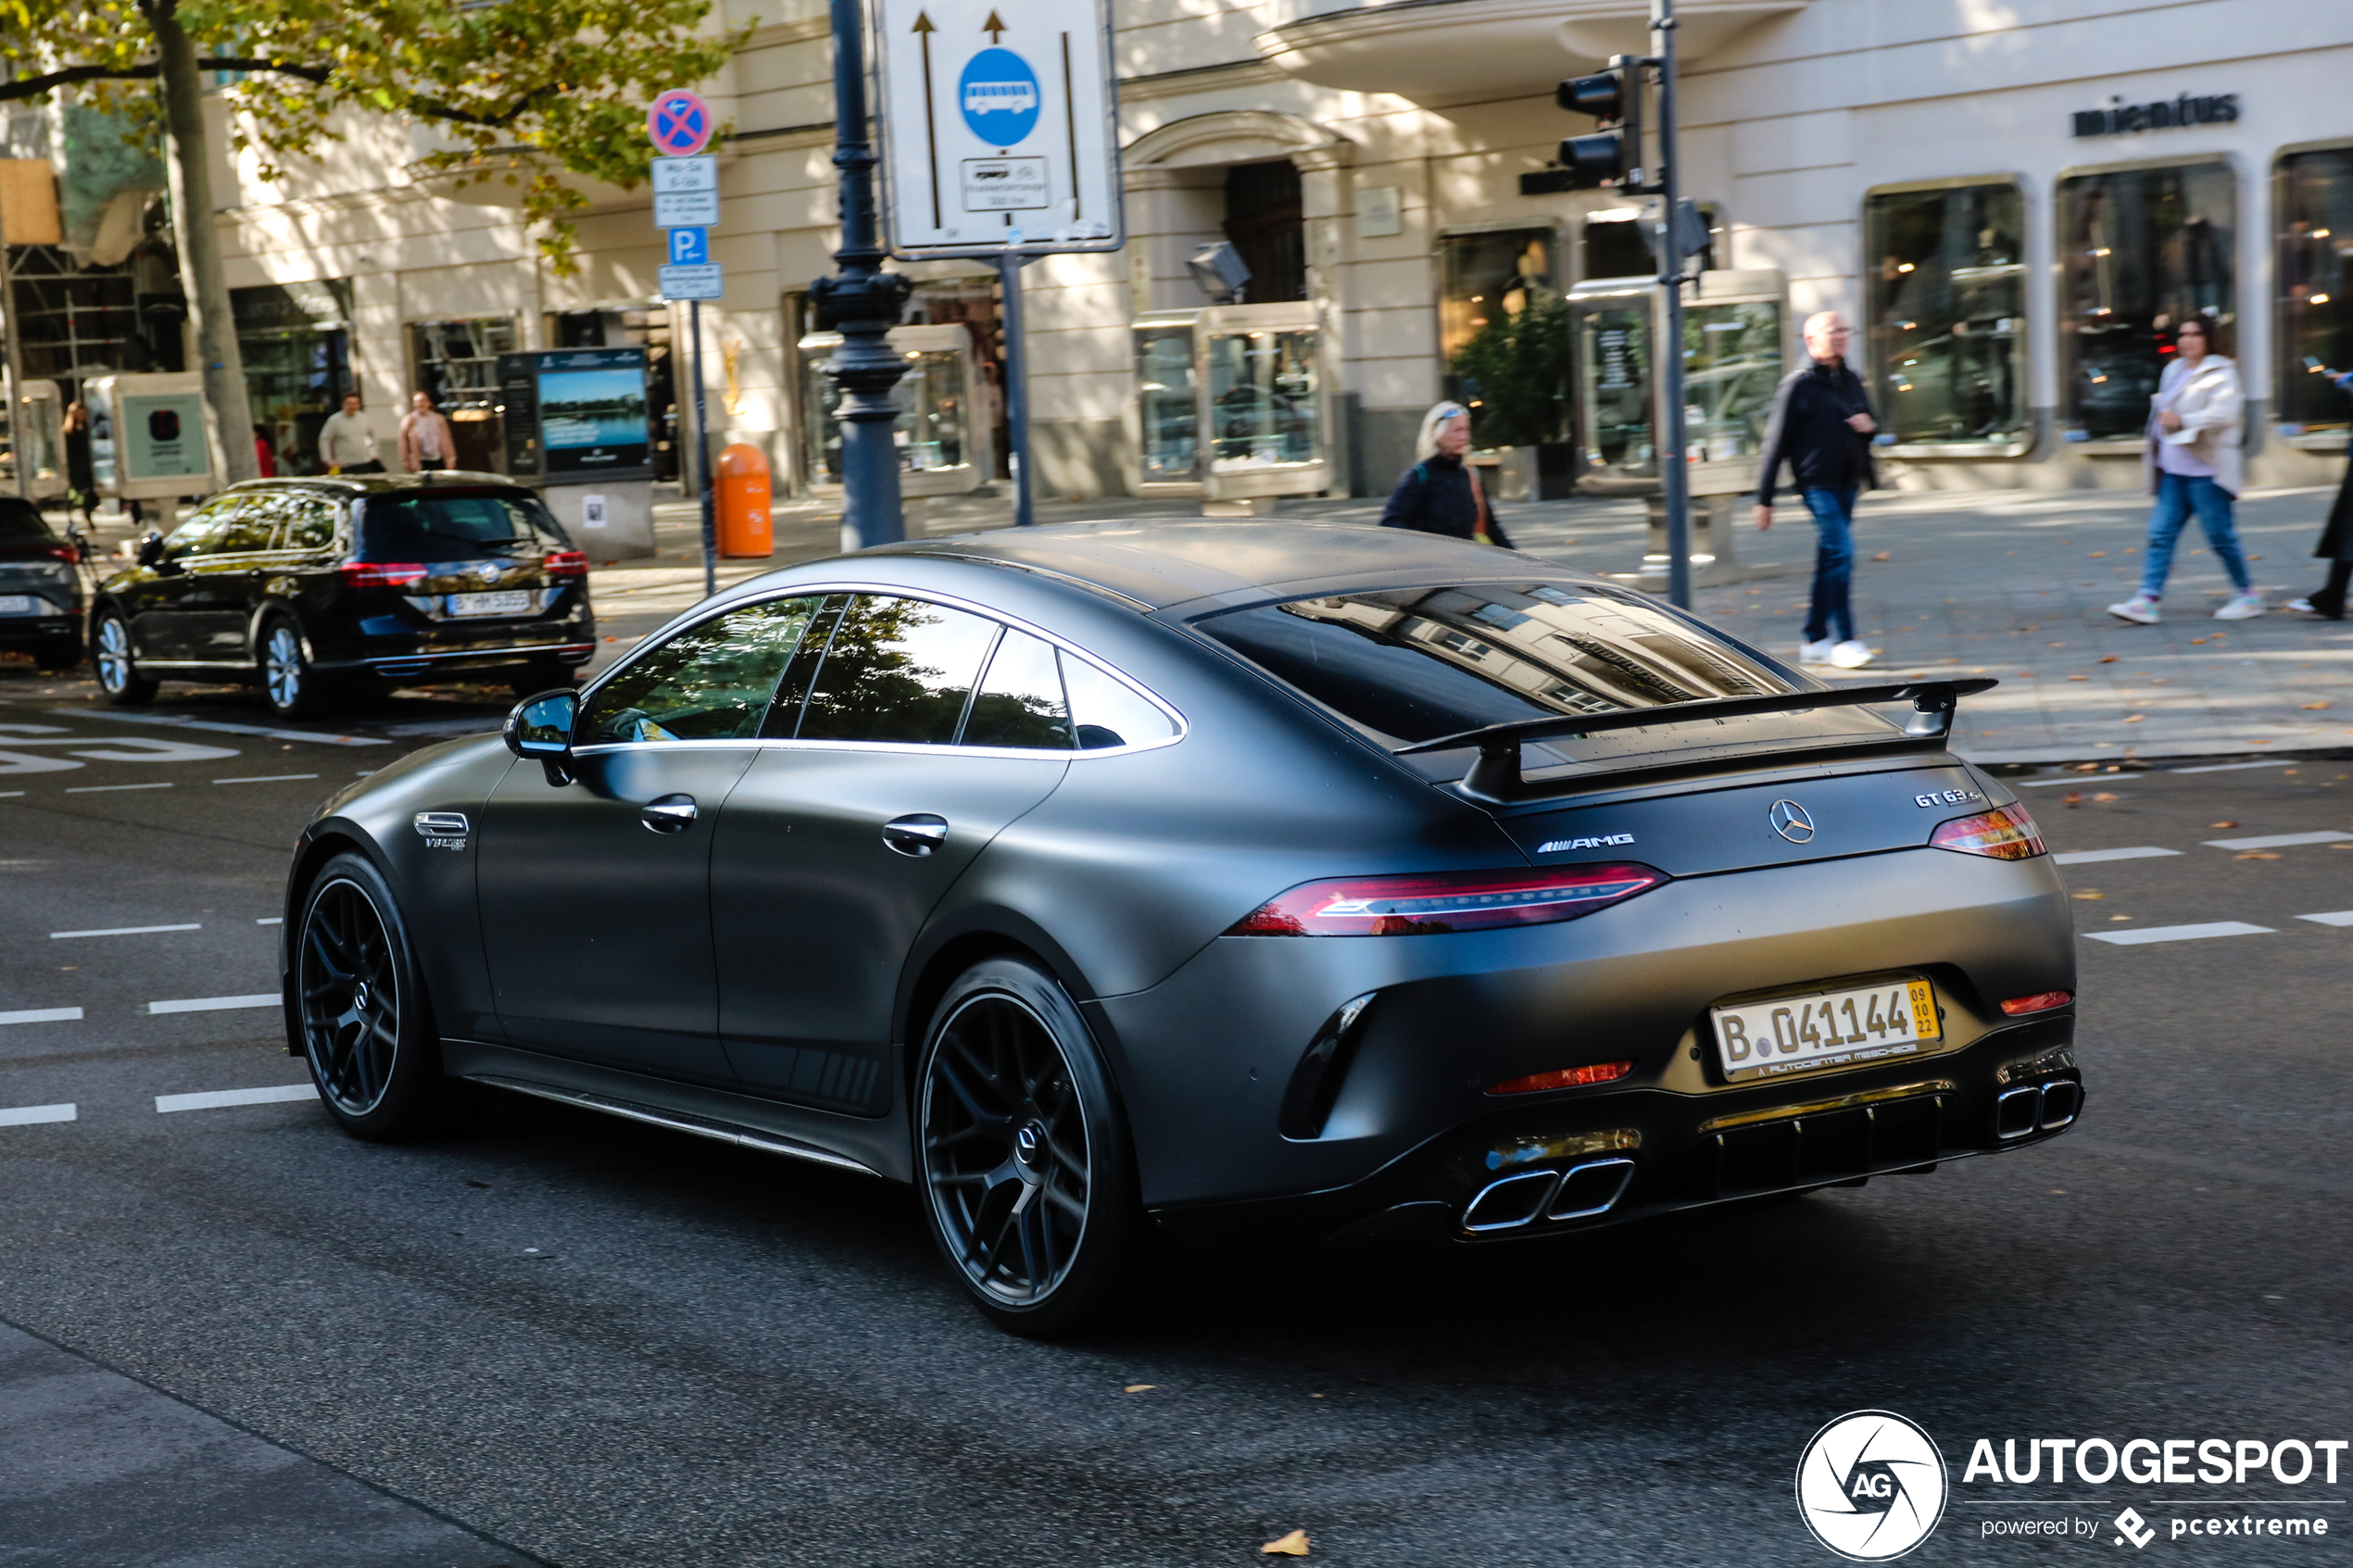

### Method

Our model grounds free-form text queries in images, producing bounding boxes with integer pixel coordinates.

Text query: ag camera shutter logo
[1796,1410,1948,1561]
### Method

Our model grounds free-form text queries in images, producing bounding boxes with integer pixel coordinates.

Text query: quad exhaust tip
[1463,1157,1637,1233]
[1995,1079,2080,1140]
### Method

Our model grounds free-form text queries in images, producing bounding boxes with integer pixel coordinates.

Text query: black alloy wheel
[259,618,319,718]
[92,609,157,704]
[296,852,442,1139]
[917,956,1141,1337]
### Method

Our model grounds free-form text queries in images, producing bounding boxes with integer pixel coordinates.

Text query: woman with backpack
[1379,400,1513,548]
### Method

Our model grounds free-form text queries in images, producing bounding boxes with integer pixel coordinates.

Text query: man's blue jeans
[1800,486,1857,645]
[2140,471,2251,600]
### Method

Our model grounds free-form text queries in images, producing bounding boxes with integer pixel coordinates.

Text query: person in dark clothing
[2289,365,2353,620]
[62,399,95,527]
[1752,312,1881,669]
[1379,400,1513,548]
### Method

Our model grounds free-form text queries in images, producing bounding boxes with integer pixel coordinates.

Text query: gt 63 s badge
[1796,1410,1948,1561]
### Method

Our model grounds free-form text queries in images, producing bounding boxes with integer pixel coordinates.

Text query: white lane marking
[2085,922,2277,946]
[0,1007,82,1025]
[0,1103,76,1126]
[2172,760,2295,774]
[0,790,23,798]
[53,923,201,939]
[2205,831,2353,850]
[64,782,173,793]
[2296,910,2353,927]
[147,994,279,1014]
[2052,847,2183,865]
[213,774,320,784]
[156,1084,316,1113]
[256,917,283,925]
[45,709,386,747]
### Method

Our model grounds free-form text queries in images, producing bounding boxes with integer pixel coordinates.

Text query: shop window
[1440,229,1554,365]
[1864,181,2028,450]
[1224,161,1305,304]
[410,318,516,472]
[2277,146,2353,434]
[233,280,355,478]
[1583,219,1652,282]
[2057,161,2235,442]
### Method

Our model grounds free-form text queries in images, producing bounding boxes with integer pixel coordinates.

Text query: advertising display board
[497,348,653,483]
[82,372,218,500]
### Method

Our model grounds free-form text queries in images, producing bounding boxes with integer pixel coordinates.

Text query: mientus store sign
[2072,92,2238,137]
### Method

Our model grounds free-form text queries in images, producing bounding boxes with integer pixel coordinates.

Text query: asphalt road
[1,658,2348,1567]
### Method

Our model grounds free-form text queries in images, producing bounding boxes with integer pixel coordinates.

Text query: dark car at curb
[276,521,2081,1336]
[0,496,85,671]
[88,471,595,716]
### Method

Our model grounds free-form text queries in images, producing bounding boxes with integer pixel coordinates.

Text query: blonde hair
[1415,400,1471,461]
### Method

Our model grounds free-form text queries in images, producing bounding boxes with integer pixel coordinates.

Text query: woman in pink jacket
[399,391,459,473]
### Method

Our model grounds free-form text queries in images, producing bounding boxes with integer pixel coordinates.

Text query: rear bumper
[0,611,79,643]
[1151,1019,2081,1250]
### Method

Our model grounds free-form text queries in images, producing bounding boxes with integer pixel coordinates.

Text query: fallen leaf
[2063,792,2082,808]
[2301,701,2333,710]
[1263,1530,1312,1557]
[2018,671,2037,678]
[2093,792,2120,802]
[2098,655,2117,664]
[2109,914,2133,921]
[2123,714,2145,723]
[1871,550,1891,561]
[2190,637,2209,645]
[2210,821,2238,829]
[2235,851,2283,860]
[2072,890,2106,900]
[2068,674,2090,681]
[2088,550,2107,558]
[1124,1385,1157,1393]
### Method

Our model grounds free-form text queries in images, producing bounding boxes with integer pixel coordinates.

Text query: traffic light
[1554,57,1643,190]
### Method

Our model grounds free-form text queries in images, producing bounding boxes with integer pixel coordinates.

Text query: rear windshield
[0,499,54,542]
[1196,583,1895,772]
[359,490,570,559]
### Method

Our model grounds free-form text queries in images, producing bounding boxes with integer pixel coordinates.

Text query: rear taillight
[1487,1060,1633,1096]
[544,549,587,579]
[1227,863,1666,936]
[339,561,428,588]
[47,544,77,563]
[2000,990,2073,1016]
[1930,803,2045,860]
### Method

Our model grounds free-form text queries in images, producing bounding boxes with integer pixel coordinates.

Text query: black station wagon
[90,472,596,716]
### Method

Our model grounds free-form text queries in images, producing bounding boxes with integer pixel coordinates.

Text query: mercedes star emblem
[1769,799,1816,844]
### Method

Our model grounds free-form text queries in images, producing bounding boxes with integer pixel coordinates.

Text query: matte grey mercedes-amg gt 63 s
[281,522,2080,1336]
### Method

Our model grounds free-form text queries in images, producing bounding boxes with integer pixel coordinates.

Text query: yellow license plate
[1711,979,1941,1083]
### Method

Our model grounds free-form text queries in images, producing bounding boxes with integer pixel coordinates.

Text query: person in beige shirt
[400,391,459,472]
[317,392,382,473]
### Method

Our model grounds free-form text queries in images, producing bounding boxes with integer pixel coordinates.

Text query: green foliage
[1447,292,1577,449]
[0,0,749,274]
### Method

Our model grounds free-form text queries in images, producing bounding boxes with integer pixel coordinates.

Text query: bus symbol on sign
[958,48,1039,145]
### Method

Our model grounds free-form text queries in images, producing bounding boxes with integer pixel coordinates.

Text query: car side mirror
[135,531,164,568]
[504,688,579,784]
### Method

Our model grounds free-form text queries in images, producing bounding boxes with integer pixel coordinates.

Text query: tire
[915,955,1143,1338]
[258,617,321,718]
[34,637,82,673]
[293,851,445,1141]
[91,609,157,705]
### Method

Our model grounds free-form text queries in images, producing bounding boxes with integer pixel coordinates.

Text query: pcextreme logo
[1796,1411,1950,1562]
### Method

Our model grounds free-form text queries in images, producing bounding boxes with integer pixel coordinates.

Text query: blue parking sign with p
[669,227,710,266]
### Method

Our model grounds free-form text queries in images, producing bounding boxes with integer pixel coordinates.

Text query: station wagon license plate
[1712,979,1941,1082]
[447,590,533,618]
[0,594,35,615]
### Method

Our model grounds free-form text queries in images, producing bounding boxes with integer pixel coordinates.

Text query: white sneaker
[1829,640,1875,670]
[1798,639,1835,667]
[2214,591,2265,621]
[2107,596,2159,624]
[2287,597,2319,614]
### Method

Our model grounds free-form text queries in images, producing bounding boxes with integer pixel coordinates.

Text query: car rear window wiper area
[359,492,569,560]
[1194,583,1955,793]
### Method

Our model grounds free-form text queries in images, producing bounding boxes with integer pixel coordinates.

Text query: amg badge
[1538,833,1635,852]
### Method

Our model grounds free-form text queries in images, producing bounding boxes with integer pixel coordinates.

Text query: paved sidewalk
[605,480,2353,764]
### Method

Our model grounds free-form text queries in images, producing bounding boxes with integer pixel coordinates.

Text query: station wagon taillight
[339,561,428,588]
[544,550,587,578]
[1929,803,2045,859]
[46,544,77,563]
[1227,863,1665,936]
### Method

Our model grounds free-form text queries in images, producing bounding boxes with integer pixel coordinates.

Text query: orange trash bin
[715,443,774,558]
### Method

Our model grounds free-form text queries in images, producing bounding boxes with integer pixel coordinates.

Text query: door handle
[882,813,949,857]
[641,794,698,834]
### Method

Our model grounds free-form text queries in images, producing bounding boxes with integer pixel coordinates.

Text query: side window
[1063,654,1178,749]
[282,497,337,551]
[161,505,236,560]
[582,596,822,744]
[794,595,1000,745]
[215,495,282,554]
[961,628,1072,749]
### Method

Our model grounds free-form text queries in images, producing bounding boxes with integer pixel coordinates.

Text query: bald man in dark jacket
[1752,311,1879,670]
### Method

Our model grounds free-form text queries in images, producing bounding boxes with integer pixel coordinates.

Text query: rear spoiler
[1396,679,1999,803]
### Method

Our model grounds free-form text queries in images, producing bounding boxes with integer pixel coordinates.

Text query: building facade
[46,0,2347,503]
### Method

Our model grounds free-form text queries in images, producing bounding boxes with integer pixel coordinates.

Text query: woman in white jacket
[2109,316,2263,622]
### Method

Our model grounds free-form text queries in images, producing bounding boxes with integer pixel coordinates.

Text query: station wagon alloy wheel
[299,874,403,1118]
[93,611,156,705]
[263,622,310,716]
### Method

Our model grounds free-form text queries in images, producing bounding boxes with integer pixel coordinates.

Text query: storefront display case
[1568,270,1786,497]
[798,322,991,498]
[1125,302,1330,508]
[0,379,67,499]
